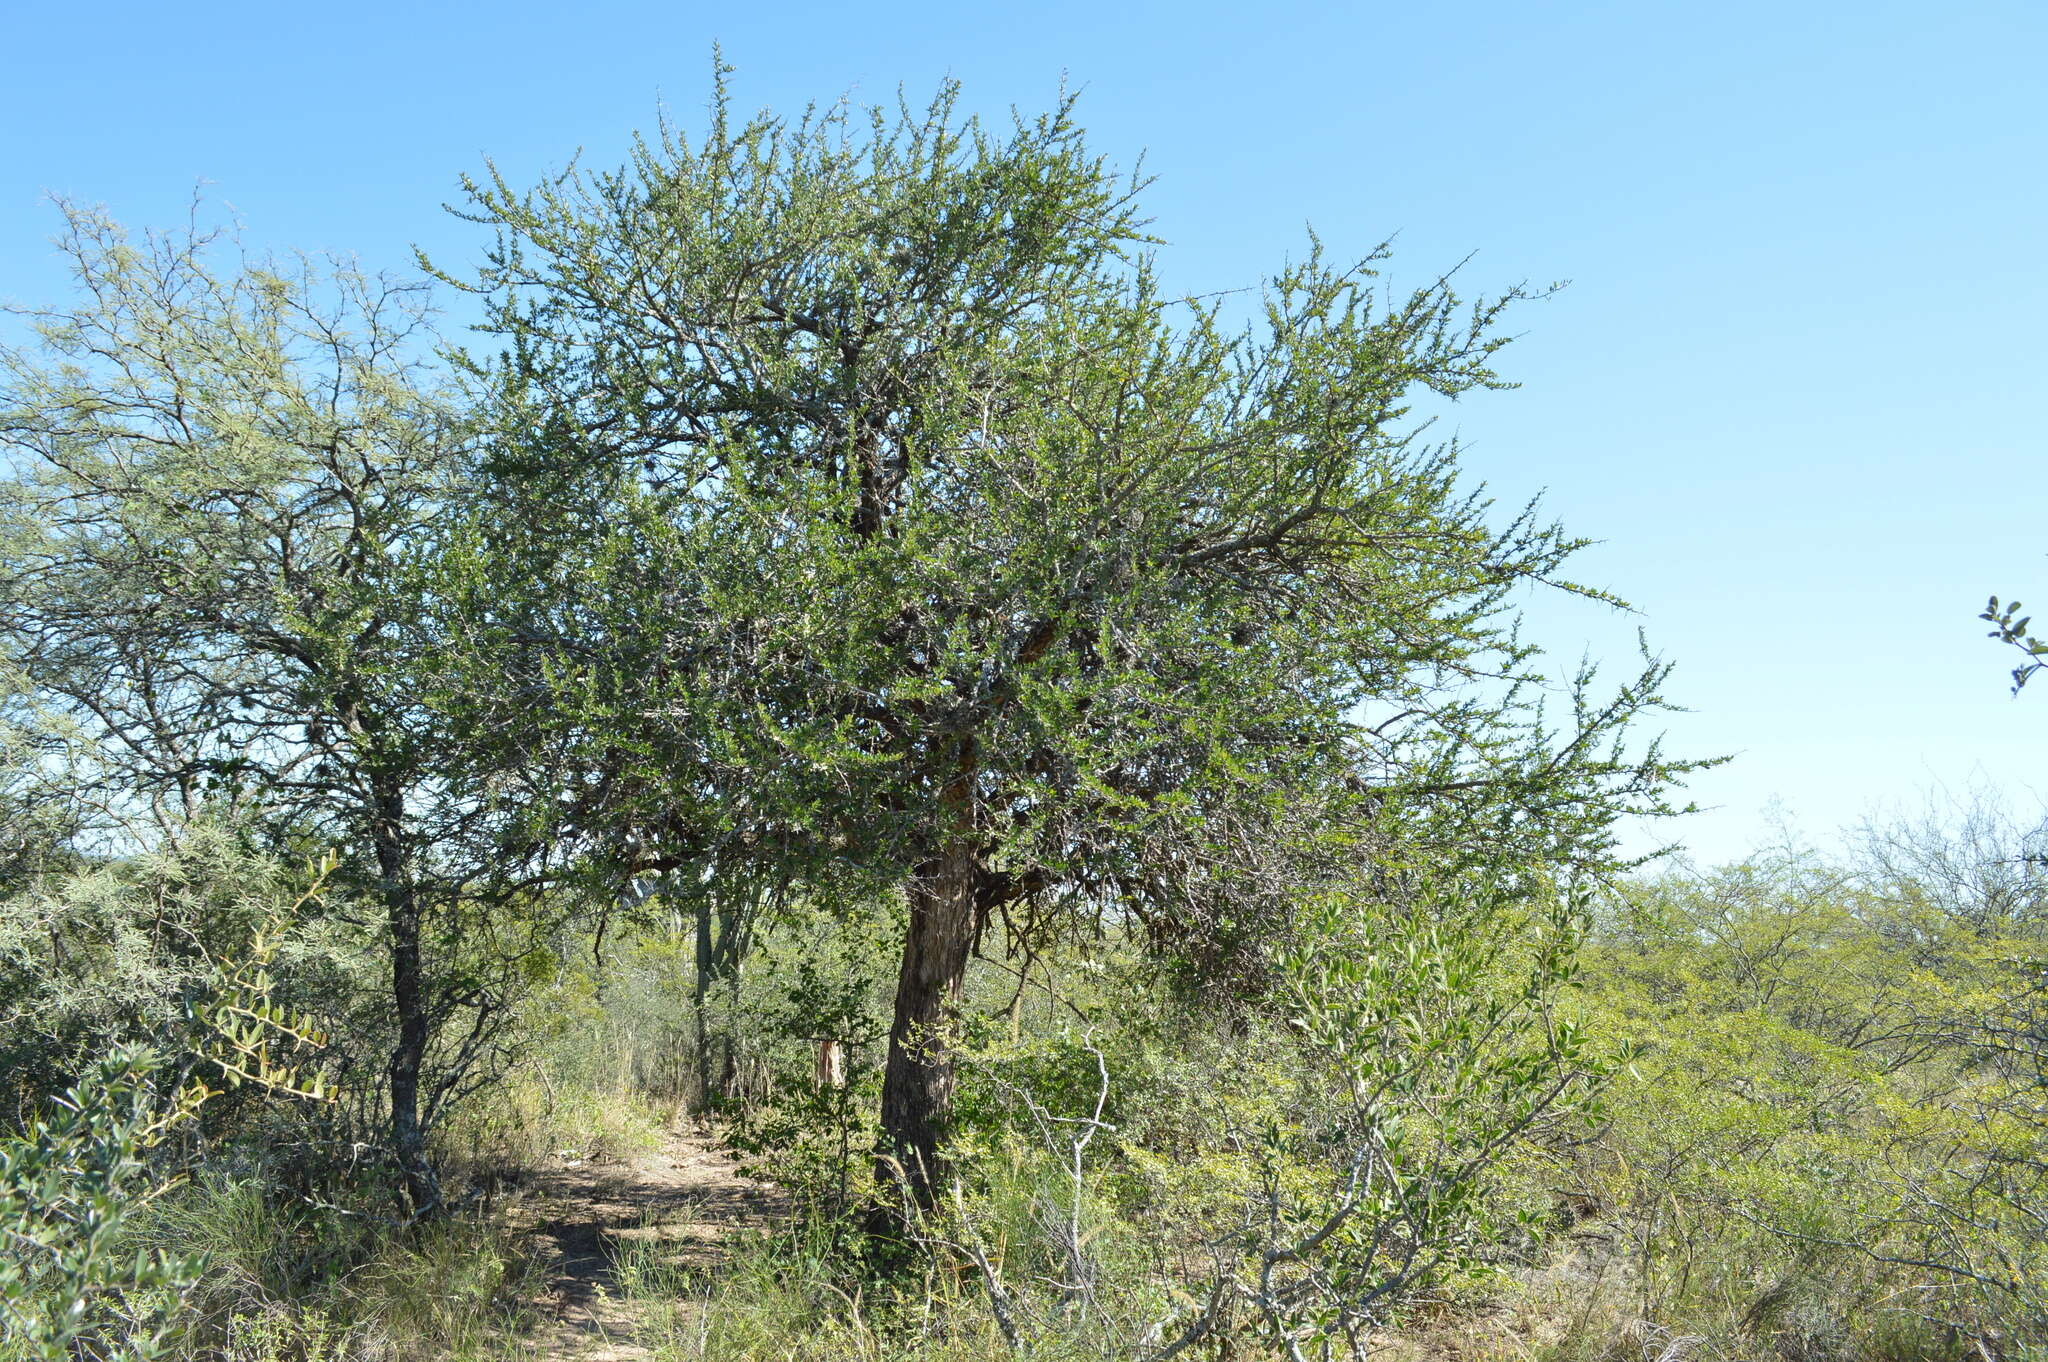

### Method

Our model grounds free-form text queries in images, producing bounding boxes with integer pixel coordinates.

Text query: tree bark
[693,892,716,1104]
[876,836,980,1207]
[371,775,440,1217]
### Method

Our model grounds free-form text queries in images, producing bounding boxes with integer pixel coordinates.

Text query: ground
[510,1121,784,1360]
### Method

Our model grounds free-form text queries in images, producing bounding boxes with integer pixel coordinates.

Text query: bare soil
[510,1122,784,1360]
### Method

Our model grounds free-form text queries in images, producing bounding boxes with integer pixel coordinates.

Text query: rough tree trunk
[693,894,716,1104]
[876,837,980,1207]
[372,779,440,1217]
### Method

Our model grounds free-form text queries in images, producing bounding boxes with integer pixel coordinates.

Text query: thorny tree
[436,77,1695,1207]
[0,205,533,1214]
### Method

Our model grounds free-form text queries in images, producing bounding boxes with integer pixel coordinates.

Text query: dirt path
[513,1122,784,1360]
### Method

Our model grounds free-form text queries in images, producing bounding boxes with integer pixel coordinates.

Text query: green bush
[1559,841,2048,1358]
[0,1045,203,1361]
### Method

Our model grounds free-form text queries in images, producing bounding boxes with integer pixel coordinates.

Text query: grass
[119,1172,541,1361]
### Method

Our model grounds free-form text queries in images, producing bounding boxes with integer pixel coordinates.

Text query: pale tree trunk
[691,885,753,1106]
[876,836,980,1207]
[816,1038,846,1088]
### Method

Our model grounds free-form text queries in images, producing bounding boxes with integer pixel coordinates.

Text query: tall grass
[122,1174,540,1361]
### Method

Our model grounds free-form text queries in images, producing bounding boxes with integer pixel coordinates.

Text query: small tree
[0,205,528,1212]
[437,77,1693,1204]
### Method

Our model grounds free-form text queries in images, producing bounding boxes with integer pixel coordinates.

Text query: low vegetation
[4,800,2042,1358]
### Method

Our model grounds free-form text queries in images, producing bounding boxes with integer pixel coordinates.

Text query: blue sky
[4,0,2042,864]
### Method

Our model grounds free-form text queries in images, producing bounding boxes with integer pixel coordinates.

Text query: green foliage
[1565,829,2048,1358]
[699,874,1606,1358]
[720,904,895,1211]
[0,824,282,1097]
[0,891,342,1362]
[1983,594,2048,693]
[1239,884,1608,1346]
[0,203,461,829]
[0,827,365,1142]
[0,1046,202,1361]
[437,73,1690,907]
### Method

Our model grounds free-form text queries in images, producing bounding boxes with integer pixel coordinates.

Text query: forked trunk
[876,838,980,1207]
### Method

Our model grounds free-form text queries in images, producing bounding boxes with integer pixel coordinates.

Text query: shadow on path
[514,1124,785,1360]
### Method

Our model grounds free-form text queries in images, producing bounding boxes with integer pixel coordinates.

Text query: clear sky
[4,0,2042,865]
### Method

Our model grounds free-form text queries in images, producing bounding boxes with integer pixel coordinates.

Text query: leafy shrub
[0,1045,203,1360]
